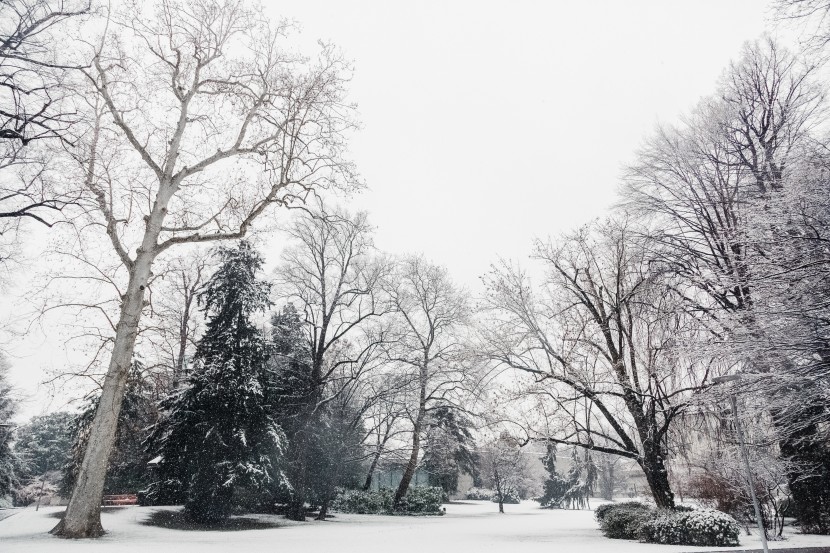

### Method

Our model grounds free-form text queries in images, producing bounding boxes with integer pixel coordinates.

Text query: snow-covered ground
[2,500,830,552]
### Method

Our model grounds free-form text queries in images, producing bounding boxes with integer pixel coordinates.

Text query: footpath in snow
[2,500,830,553]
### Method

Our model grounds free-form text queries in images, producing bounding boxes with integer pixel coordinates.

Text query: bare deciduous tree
[274,204,387,520]
[52,0,358,537]
[479,432,536,513]
[483,220,711,509]
[0,0,90,262]
[384,255,471,506]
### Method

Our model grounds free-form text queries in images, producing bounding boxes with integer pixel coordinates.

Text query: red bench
[102,494,138,506]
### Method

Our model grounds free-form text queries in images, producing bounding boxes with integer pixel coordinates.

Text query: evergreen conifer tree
[0,354,19,498]
[146,242,285,523]
[267,304,366,519]
[538,443,569,509]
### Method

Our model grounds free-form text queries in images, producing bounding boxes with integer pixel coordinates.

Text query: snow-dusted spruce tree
[422,406,477,495]
[146,242,285,524]
[267,304,369,520]
[0,354,19,498]
[13,412,74,484]
[52,0,357,537]
[538,443,568,508]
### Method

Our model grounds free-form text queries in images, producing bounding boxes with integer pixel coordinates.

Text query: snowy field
[2,501,830,553]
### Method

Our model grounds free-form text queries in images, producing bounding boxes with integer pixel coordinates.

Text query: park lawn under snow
[2,500,830,553]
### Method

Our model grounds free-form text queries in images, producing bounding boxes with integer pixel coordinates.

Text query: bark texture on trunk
[639,442,675,509]
[53,176,170,537]
[285,427,311,521]
[495,467,504,513]
[51,256,154,537]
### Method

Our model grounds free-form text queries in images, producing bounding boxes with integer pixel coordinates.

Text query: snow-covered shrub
[595,501,650,523]
[640,509,740,547]
[331,488,393,514]
[395,486,445,514]
[465,487,495,500]
[331,486,445,515]
[597,502,655,539]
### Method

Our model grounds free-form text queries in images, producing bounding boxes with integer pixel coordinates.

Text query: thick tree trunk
[53,170,172,537]
[393,421,421,507]
[639,442,675,509]
[51,254,154,537]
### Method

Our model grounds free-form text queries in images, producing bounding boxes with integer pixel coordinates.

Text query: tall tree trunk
[173,305,189,388]
[639,440,675,509]
[494,468,504,513]
[363,448,382,491]
[393,363,427,507]
[51,254,155,537]
[393,419,422,507]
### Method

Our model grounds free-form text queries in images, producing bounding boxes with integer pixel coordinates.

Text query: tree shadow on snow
[141,509,286,531]
[48,506,129,519]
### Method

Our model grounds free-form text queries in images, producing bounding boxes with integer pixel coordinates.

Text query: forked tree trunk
[51,253,155,537]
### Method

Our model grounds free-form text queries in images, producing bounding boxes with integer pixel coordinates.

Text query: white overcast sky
[275,0,784,286]
[6,0,799,418]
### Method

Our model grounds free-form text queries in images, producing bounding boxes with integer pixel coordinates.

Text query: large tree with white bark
[51,0,358,537]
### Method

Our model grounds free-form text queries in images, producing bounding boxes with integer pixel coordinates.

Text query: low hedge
[597,502,655,540]
[594,501,650,523]
[595,502,740,547]
[640,509,740,547]
[331,486,444,515]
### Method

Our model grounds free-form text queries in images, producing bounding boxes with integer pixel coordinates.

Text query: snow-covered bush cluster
[331,487,445,515]
[596,502,740,547]
[596,502,655,540]
[640,509,740,547]
[465,487,495,500]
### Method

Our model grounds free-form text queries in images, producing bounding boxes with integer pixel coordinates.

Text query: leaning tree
[52,0,358,537]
